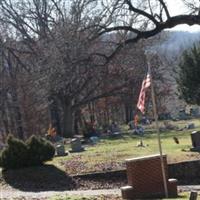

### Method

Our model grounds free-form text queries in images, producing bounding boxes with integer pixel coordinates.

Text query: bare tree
[0,0,139,137]
[0,0,200,139]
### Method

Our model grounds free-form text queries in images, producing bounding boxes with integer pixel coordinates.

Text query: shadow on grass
[2,164,77,192]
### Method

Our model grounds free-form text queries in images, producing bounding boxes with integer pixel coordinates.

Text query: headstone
[189,191,198,200]
[134,126,144,135]
[190,108,200,117]
[90,136,99,144]
[71,138,83,152]
[56,144,66,156]
[187,123,195,129]
[121,154,178,199]
[121,185,134,199]
[178,110,189,120]
[110,132,122,138]
[110,122,120,133]
[191,131,200,151]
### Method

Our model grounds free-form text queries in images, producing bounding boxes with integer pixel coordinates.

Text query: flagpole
[147,60,169,198]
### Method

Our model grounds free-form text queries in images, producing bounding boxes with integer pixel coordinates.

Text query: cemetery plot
[1,119,200,199]
[50,120,200,175]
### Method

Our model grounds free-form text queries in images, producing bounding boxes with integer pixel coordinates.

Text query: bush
[0,135,28,169]
[26,135,55,166]
[0,134,55,169]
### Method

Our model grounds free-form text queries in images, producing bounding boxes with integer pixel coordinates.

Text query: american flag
[137,73,151,113]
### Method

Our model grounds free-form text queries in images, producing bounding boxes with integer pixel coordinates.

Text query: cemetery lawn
[50,195,122,200]
[49,192,190,200]
[49,119,200,175]
[0,119,200,196]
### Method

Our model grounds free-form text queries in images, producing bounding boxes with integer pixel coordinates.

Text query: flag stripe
[137,73,151,113]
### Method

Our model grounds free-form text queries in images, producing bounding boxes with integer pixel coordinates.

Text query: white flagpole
[147,60,169,198]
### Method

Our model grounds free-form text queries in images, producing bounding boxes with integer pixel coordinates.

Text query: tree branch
[99,14,200,65]
[99,25,141,36]
[158,0,170,19]
[125,0,159,25]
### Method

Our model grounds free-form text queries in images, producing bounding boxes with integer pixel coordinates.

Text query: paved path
[0,189,120,199]
[1,185,200,199]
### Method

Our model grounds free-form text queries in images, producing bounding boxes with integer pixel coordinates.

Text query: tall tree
[0,0,138,137]
[177,44,200,105]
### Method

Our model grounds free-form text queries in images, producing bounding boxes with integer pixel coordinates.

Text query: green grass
[0,119,199,199]
[49,192,190,200]
[49,195,121,200]
[165,193,189,200]
[48,119,200,175]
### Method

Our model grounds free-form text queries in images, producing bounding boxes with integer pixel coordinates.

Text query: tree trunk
[125,104,133,123]
[88,102,95,123]
[6,51,24,139]
[48,96,61,135]
[74,109,82,135]
[62,99,74,138]
[6,98,16,135]
[2,108,9,135]
[11,91,24,139]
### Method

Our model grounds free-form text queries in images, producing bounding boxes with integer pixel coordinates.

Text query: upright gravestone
[187,123,195,129]
[191,131,200,151]
[121,154,178,199]
[189,191,198,200]
[71,138,83,152]
[56,144,66,156]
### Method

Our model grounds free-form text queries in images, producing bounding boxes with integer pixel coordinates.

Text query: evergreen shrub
[0,134,55,169]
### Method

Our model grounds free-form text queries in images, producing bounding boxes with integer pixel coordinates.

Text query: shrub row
[0,135,55,169]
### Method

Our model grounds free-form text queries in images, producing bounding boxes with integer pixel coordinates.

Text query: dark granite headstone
[187,123,195,129]
[191,131,200,151]
[56,144,66,156]
[71,138,83,152]
[189,191,198,200]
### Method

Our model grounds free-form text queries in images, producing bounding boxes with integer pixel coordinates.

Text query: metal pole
[147,61,169,198]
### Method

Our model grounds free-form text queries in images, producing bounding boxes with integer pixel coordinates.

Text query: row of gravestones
[55,129,200,156]
[56,138,84,156]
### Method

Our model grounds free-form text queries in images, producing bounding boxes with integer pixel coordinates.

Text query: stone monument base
[121,154,178,199]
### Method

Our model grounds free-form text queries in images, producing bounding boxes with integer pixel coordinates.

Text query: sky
[167,0,200,32]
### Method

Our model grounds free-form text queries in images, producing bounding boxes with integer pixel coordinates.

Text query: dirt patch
[64,155,126,175]
[0,165,126,193]
[73,170,127,190]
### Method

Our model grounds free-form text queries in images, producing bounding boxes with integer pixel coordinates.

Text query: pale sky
[167,0,200,32]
